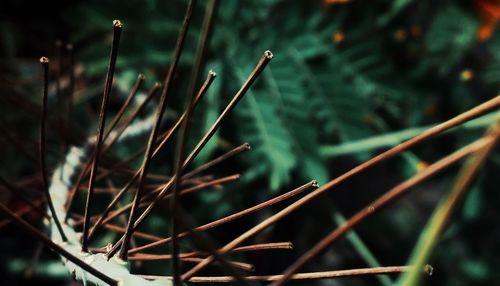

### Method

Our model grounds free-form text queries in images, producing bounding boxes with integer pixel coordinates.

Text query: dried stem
[168,174,239,195]
[129,242,292,261]
[72,213,162,241]
[145,265,429,283]
[183,143,250,179]
[129,254,254,272]
[81,20,122,252]
[39,57,67,242]
[181,95,500,280]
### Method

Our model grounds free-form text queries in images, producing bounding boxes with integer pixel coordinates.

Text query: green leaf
[236,89,296,190]
[460,259,490,280]
[462,184,482,221]
[421,4,479,76]
[264,56,328,184]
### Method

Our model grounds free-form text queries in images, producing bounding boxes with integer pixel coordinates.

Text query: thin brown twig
[72,213,163,242]
[104,223,163,242]
[183,143,250,179]
[39,57,67,242]
[99,164,171,182]
[129,255,254,272]
[186,257,255,272]
[167,174,239,195]
[143,265,431,283]
[75,174,220,195]
[129,242,293,261]
[81,20,122,252]
[181,95,500,280]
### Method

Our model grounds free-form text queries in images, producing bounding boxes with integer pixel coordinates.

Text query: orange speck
[475,0,500,41]
[333,31,345,44]
[394,28,407,42]
[416,161,429,173]
[460,69,474,81]
[478,24,495,41]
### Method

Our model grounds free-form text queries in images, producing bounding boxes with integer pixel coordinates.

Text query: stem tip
[264,50,273,59]
[113,20,123,28]
[424,264,434,276]
[311,180,319,188]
